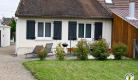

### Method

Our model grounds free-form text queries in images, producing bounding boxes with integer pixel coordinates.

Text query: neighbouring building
[96,0,138,58]
[1,17,12,26]
[0,21,11,47]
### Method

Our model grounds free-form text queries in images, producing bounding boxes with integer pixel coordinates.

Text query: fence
[133,39,138,58]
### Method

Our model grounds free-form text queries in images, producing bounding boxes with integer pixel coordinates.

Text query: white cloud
[0,0,20,19]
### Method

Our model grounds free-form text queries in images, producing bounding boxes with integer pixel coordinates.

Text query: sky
[0,0,20,20]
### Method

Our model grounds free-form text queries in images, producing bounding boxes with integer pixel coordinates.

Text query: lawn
[23,59,138,80]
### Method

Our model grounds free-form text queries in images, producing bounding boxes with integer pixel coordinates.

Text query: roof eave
[15,15,113,19]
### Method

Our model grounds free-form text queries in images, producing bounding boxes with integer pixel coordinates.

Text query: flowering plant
[112,42,128,60]
[36,45,48,61]
[90,38,110,60]
[72,39,90,60]
[55,42,66,60]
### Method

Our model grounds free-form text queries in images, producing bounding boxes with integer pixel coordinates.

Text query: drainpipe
[126,0,136,20]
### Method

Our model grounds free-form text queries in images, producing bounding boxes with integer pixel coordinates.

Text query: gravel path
[0,46,37,80]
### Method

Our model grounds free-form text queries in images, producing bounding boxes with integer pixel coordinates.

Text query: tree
[8,18,16,42]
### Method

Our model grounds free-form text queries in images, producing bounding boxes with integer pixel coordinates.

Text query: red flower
[110,47,112,51]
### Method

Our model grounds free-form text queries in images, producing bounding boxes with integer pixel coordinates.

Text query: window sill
[77,38,93,41]
[35,39,53,41]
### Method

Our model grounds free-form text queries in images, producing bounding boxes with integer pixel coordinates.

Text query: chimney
[2,17,4,21]
[126,0,136,20]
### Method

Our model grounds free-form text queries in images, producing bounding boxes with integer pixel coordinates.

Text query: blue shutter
[68,21,77,40]
[53,21,62,40]
[26,20,35,39]
[95,22,102,40]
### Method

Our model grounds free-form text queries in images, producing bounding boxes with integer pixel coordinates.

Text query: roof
[112,9,138,28]
[3,18,12,22]
[1,18,12,26]
[15,0,113,18]
[0,21,4,26]
[97,0,138,12]
[0,21,10,28]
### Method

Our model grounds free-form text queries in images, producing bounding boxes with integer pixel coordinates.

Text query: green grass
[23,59,138,80]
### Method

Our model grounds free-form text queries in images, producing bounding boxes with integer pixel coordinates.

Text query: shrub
[90,38,110,60]
[55,42,66,60]
[72,39,90,60]
[112,42,128,60]
[36,46,48,61]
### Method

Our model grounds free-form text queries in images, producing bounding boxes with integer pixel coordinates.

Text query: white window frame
[77,23,94,41]
[36,21,53,40]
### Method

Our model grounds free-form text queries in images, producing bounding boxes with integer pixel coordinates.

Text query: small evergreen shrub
[36,46,48,61]
[91,38,110,60]
[112,42,128,60]
[72,39,90,60]
[55,42,66,60]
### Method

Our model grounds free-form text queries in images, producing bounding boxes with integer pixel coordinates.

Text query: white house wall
[4,27,10,47]
[0,26,10,47]
[16,17,112,55]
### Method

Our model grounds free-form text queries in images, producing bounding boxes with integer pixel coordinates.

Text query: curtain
[78,24,84,38]
[38,22,43,37]
[86,24,91,38]
[45,23,51,37]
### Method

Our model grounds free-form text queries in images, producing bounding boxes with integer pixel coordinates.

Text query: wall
[0,26,10,47]
[16,17,112,55]
[112,13,138,58]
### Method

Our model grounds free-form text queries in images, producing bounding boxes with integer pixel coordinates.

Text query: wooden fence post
[133,39,136,58]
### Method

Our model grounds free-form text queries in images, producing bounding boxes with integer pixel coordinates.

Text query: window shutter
[53,21,62,40]
[26,20,35,39]
[94,22,102,40]
[68,21,77,40]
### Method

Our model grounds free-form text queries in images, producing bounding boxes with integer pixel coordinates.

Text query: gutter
[15,15,113,19]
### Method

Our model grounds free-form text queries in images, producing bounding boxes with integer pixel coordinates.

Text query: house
[15,0,113,55]
[0,21,11,47]
[15,0,138,58]
[1,17,12,26]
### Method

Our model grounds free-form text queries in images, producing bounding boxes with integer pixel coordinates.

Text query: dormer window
[105,0,113,4]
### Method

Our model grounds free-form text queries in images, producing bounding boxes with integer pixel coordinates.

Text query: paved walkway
[0,46,37,80]
[0,46,131,80]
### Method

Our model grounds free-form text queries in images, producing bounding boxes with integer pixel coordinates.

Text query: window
[37,22,53,40]
[105,0,113,4]
[78,24,84,38]
[78,23,93,40]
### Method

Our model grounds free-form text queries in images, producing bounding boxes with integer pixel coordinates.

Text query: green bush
[72,39,90,60]
[112,42,128,60]
[55,42,66,60]
[36,46,48,61]
[90,38,110,60]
